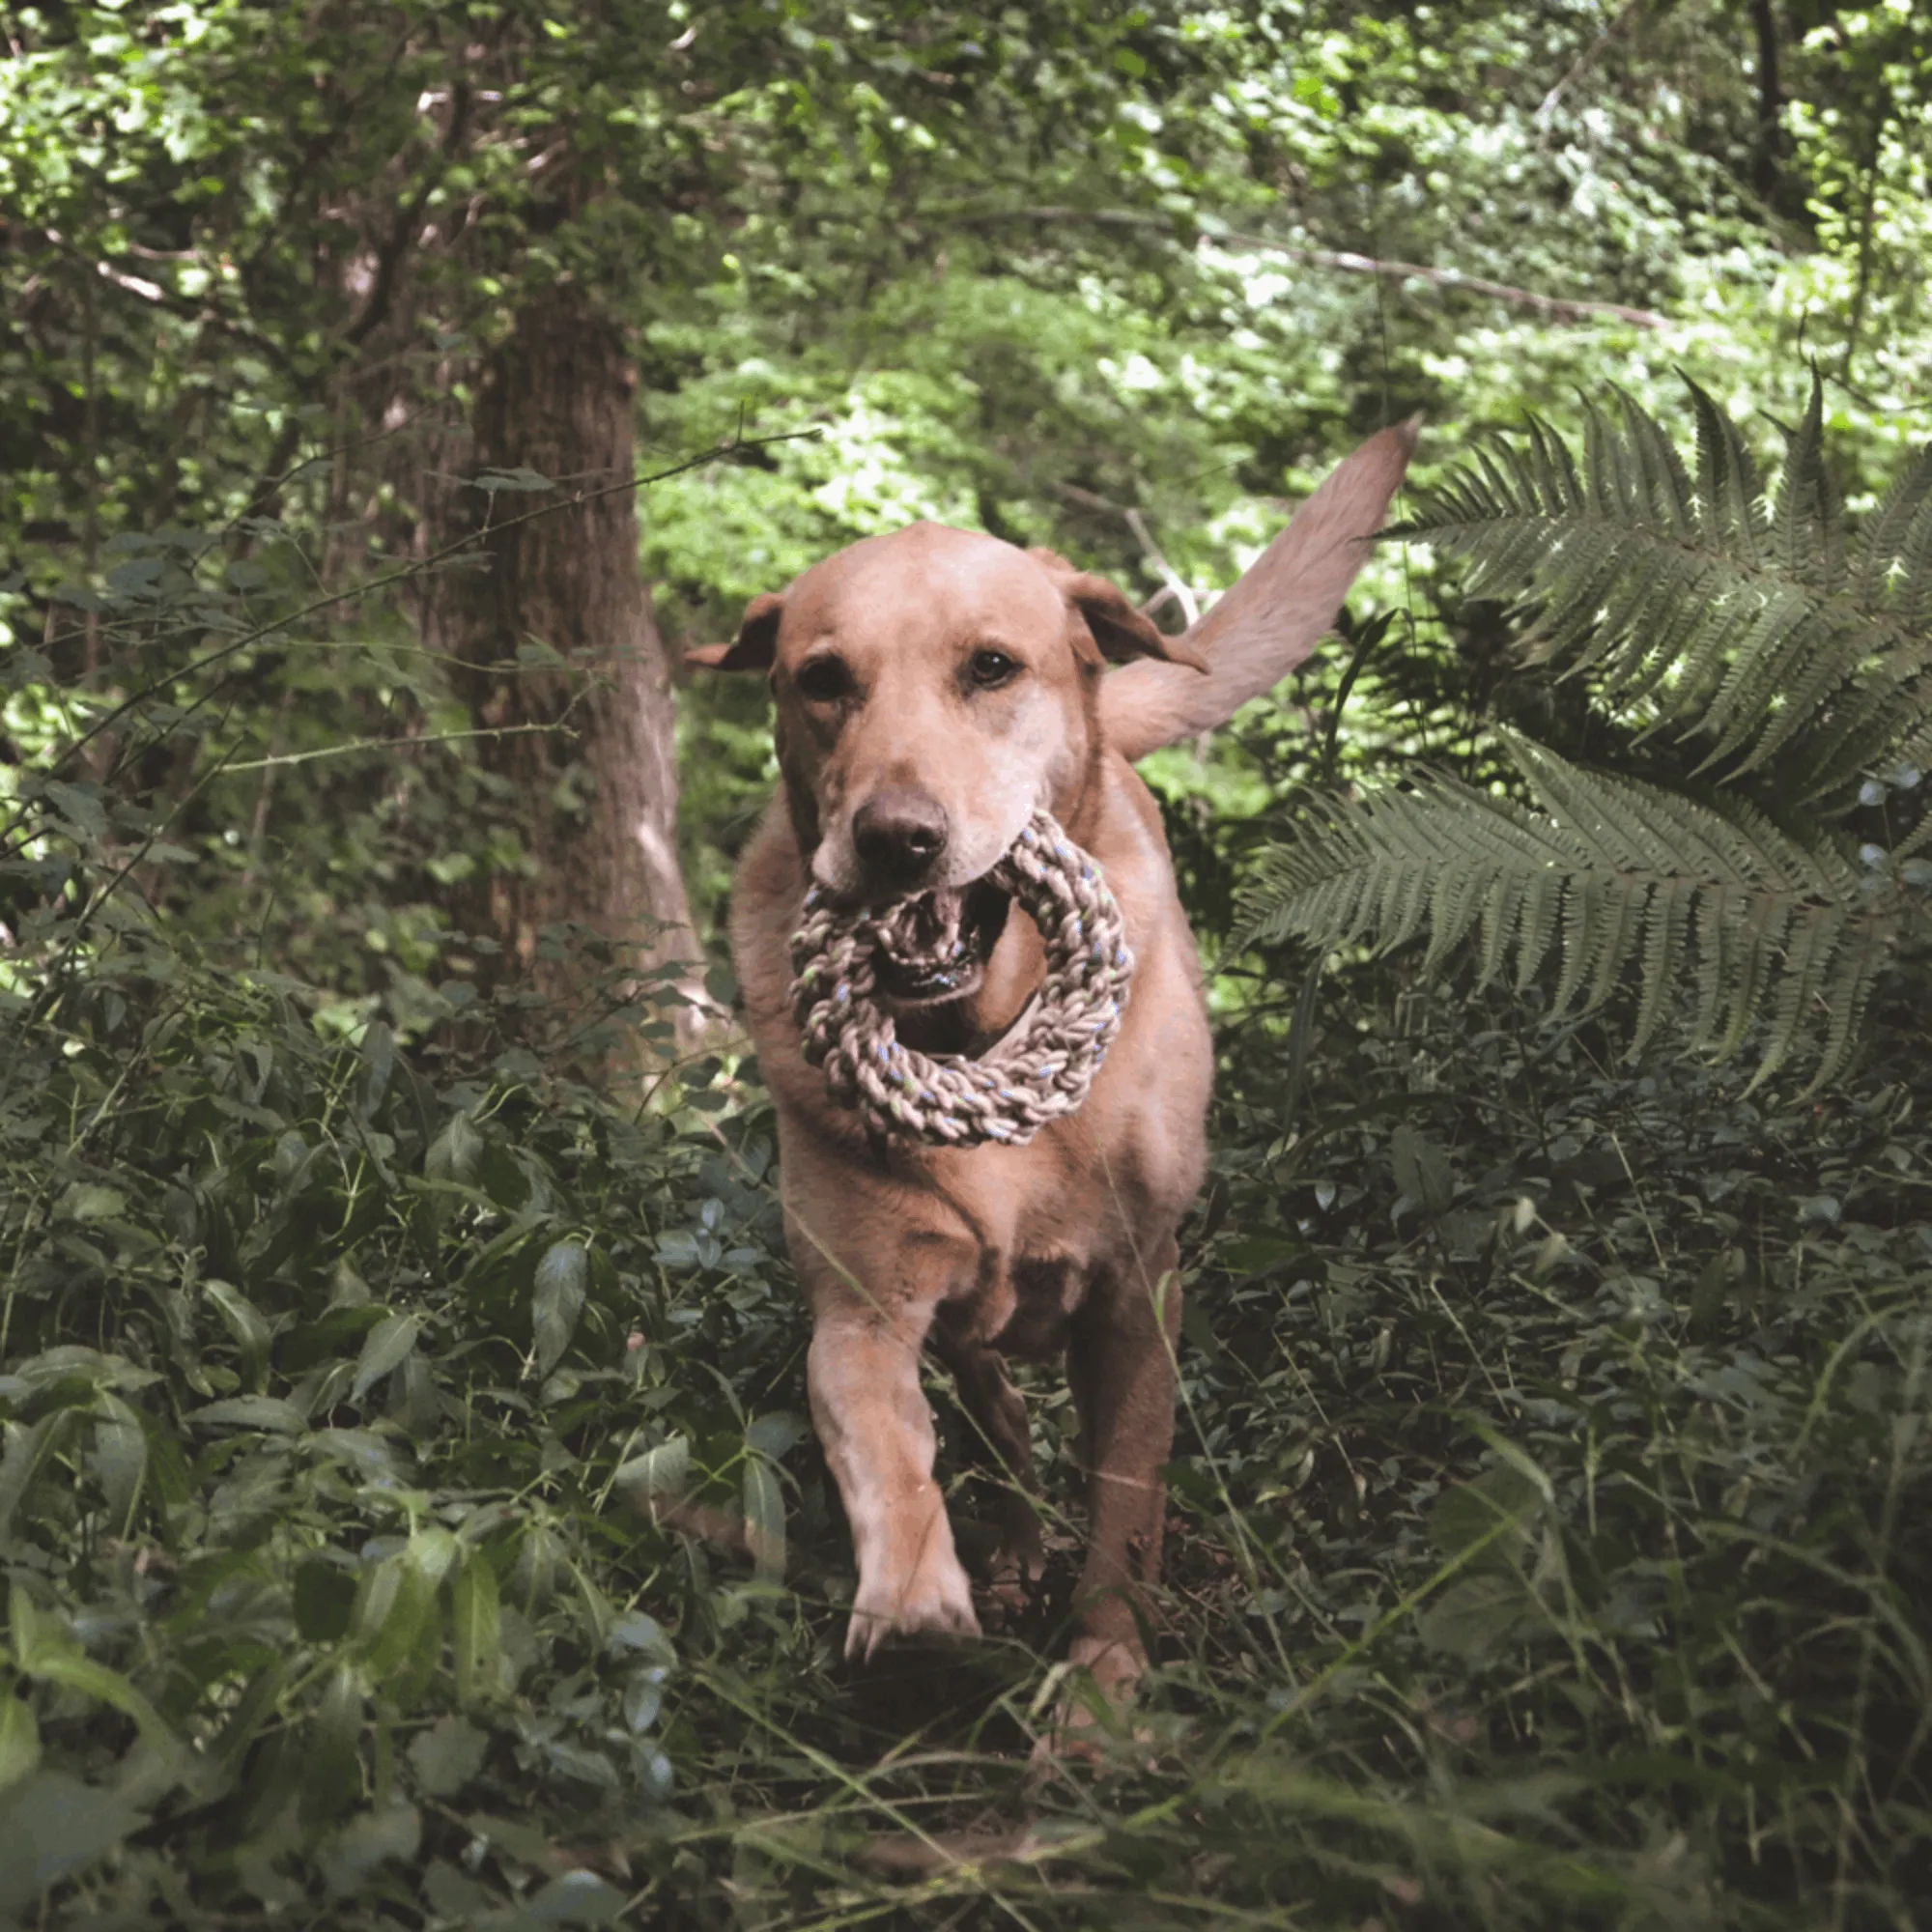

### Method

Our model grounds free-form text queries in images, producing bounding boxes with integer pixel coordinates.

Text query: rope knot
[787,810,1133,1148]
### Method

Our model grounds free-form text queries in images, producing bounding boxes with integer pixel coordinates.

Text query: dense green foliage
[6,0,1932,1925]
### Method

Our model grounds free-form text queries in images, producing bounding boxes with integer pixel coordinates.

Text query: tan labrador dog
[692,423,1415,1702]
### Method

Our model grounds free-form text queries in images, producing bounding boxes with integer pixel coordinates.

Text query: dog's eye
[967,649,1021,690]
[795,657,853,704]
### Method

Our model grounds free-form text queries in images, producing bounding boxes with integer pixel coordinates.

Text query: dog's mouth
[872,878,1011,1006]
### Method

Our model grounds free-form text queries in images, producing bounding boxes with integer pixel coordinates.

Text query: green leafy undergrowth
[1153,961,1932,1927]
[0,930,825,1923]
[7,932,1932,1927]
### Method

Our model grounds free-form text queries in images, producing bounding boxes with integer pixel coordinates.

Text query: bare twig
[942,204,1667,329]
[344,79,472,347]
[219,721,563,775]
[1123,507,1200,628]
[1049,479,1210,625]
[1536,0,1640,127]
[4,428,823,855]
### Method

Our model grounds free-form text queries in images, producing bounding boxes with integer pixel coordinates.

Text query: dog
[690,423,1416,1707]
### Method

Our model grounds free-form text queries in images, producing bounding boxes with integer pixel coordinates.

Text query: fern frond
[1852,440,1932,620]
[1402,375,1932,793]
[1236,734,1900,1089]
[1689,378,1764,555]
[1770,378,1845,593]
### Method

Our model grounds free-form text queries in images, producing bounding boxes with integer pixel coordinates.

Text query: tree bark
[435,284,697,1031]
[1749,0,1788,209]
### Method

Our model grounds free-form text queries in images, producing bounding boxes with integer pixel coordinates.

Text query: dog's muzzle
[787,812,1134,1149]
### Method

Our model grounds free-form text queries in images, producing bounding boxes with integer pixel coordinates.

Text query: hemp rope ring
[788,810,1134,1148]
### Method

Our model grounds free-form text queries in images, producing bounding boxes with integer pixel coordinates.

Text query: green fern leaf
[1400,377,1932,795]
[1236,731,1901,1088]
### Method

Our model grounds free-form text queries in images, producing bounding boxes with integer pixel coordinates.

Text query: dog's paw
[1028,1636,1153,1776]
[1064,1634,1145,1703]
[844,1545,980,1662]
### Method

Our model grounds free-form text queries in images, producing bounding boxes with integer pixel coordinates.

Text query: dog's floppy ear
[686,591,784,672]
[1028,550,1208,673]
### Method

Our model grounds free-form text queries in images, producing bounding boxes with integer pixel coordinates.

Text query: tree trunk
[1749,0,1788,210]
[435,284,698,1034]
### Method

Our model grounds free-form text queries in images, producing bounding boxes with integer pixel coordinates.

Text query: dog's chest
[919,1124,1142,1355]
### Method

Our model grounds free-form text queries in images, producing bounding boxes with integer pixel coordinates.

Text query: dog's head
[691,523,1203,1005]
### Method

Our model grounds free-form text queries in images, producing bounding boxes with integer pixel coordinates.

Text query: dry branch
[947,204,1667,329]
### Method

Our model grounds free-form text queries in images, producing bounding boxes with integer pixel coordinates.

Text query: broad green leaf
[426,1112,485,1185]
[1429,1466,1545,1568]
[0,1694,41,1794]
[622,1672,664,1735]
[1417,1571,1533,1660]
[1690,1248,1737,1334]
[1217,1234,1303,1275]
[300,1665,365,1829]
[327,1259,372,1309]
[532,1241,588,1376]
[0,1412,77,1550]
[409,1525,461,1588]
[351,1312,422,1403]
[0,1772,145,1914]
[16,1637,197,1787]
[422,1863,501,1920]
[56,1182,127,1223]
[318,1801,420,1898]
[89,1394,147,1529]
[43,780,108,842]
[605,1609,673,1663]
[407,1714,487,1798]
[358,1558,437,1679]
[190,1395,307,1433]
[1390,1124,1455,1216]
[452,1558,503,1710]
[208,1657,295,1782]
[572,1562,614,1652]
[293,1561,358,1643]
[359,1021,397,1119]
[525,1869,628,1923]
[742,1457,785,1581]
[745,1411,809,1460]
[6,1583,46,1670]
[614,1435,688,1503]
[540,1738,618,1788]
[203,1279,273,1389]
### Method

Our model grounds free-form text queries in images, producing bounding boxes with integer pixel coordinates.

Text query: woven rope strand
[787,811,1133,1148]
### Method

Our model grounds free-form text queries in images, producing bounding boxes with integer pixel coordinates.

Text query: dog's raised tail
[1101,418,1419,762]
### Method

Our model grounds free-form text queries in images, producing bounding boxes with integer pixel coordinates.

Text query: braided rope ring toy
[788,810,1133,1148]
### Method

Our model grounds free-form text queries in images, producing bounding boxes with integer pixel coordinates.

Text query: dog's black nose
[852,787,950,885]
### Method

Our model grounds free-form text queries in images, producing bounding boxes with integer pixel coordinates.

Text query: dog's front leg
[806,1287,980,1661]
[1065,1236,1182,1701]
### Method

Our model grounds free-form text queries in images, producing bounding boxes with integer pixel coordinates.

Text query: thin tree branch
[8,427,823,845]
[1535,0,1640,128]
[1249,234,1665,327]
[941,204,1667,329]
[1050,479,1208,625]
[1124,509,1200,628]
[31,226,305,378]
[343,78,473,347]
[219,721,564,775]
